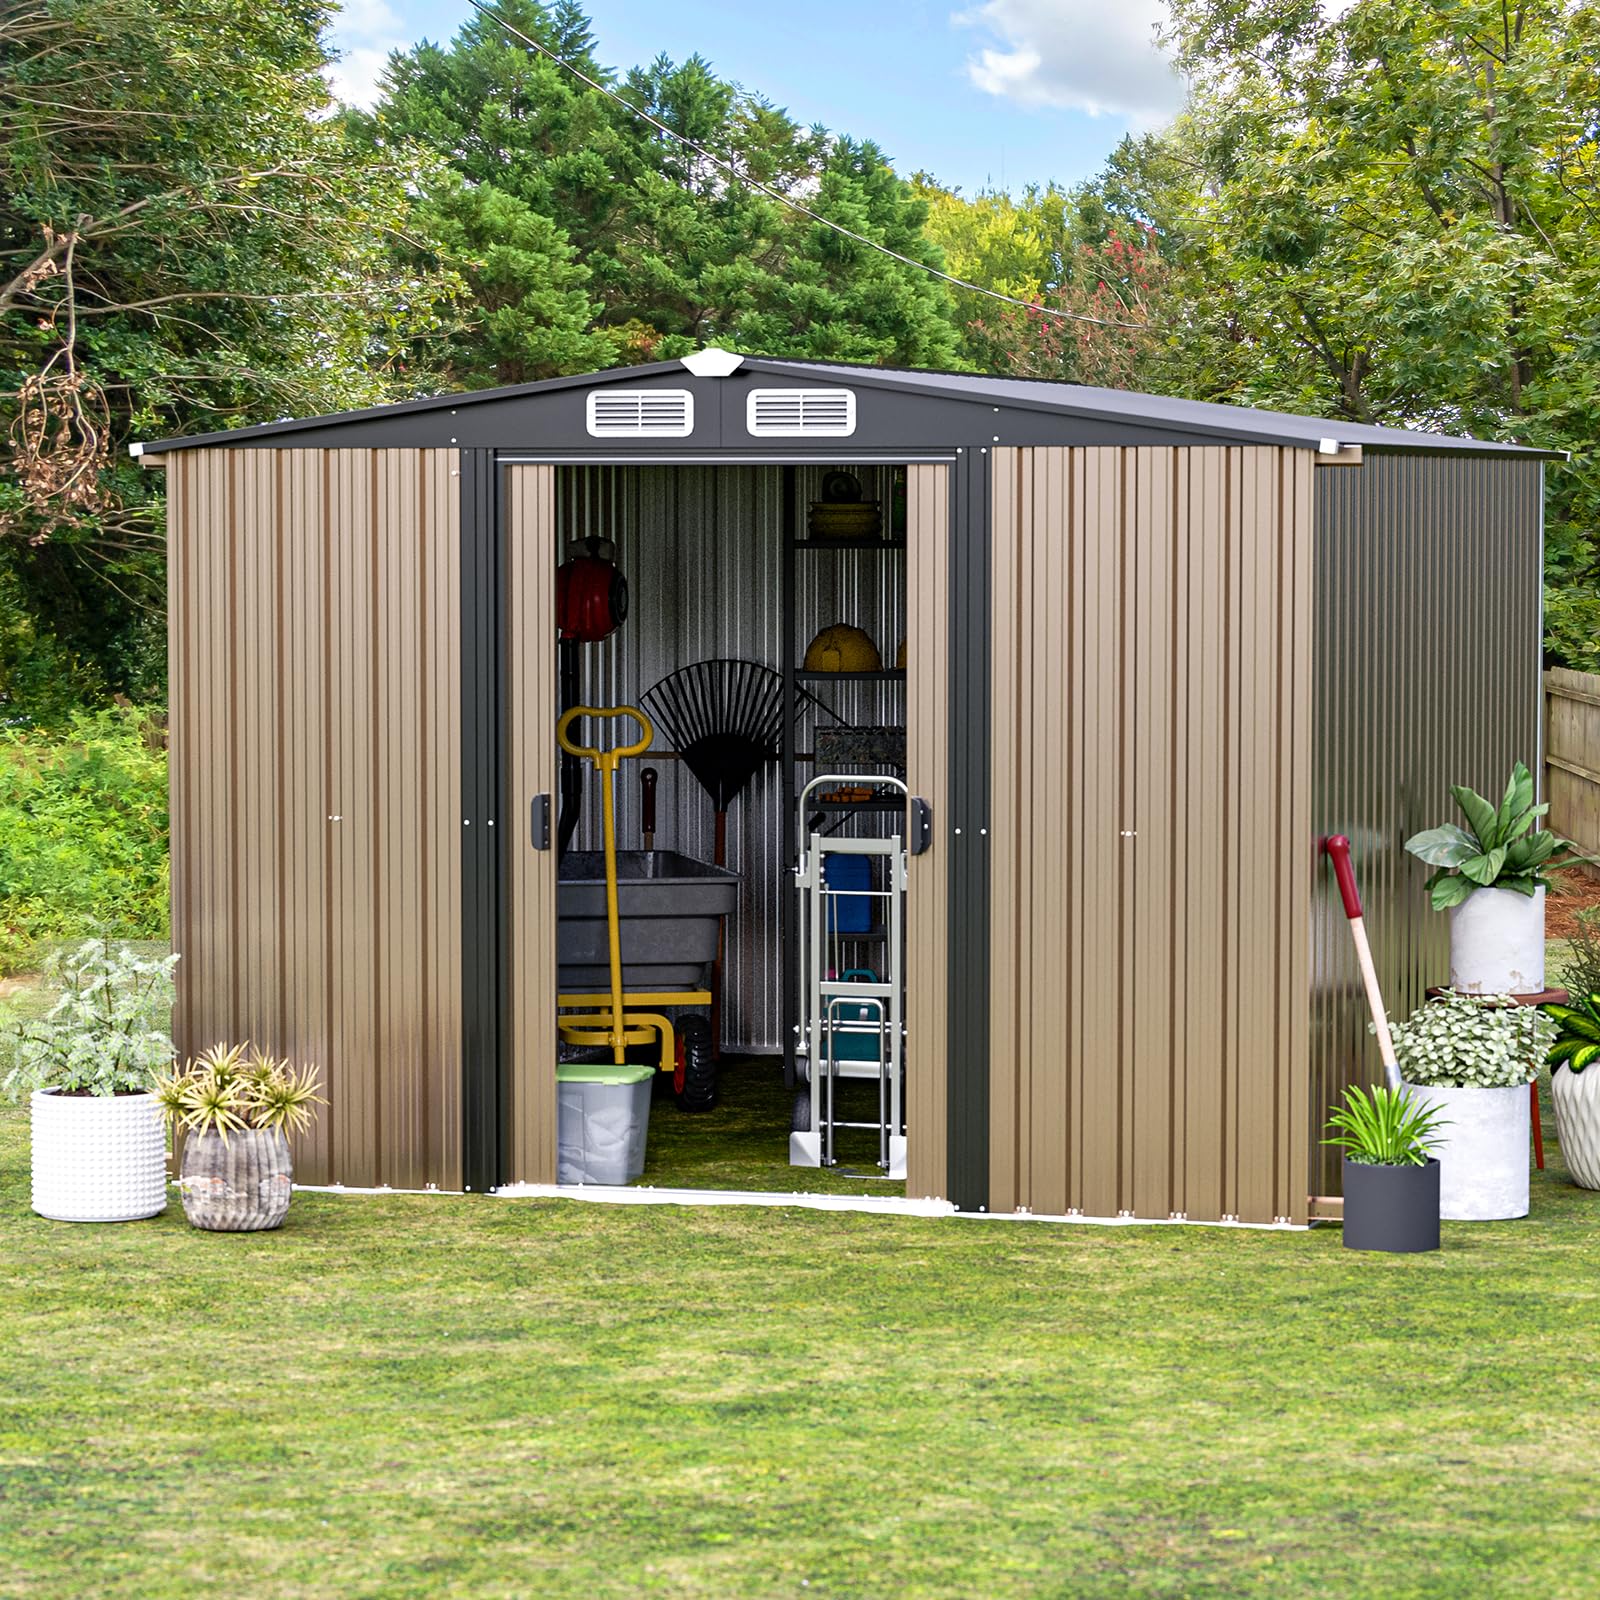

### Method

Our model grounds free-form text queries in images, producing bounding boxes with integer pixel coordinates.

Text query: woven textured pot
[1552,1065,1600,1189]
[179,1127,292,1231]
[31,1089,167,1223]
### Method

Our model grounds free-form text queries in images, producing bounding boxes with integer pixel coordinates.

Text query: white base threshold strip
[273,1181,1307,1229]
[488,1183,1309,1229]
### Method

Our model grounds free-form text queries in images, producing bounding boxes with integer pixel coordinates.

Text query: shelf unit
[780,463,909,1088]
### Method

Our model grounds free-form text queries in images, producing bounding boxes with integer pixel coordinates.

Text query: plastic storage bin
[823,851,874,933]
[557,1063,655,1185]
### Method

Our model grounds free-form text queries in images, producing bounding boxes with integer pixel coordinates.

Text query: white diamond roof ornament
[679,347,745,378]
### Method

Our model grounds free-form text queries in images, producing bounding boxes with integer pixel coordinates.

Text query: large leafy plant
[156,1043,324,1140]
[1,940,178,1097]
[1543,994,1600,1076]
[1386,990,1556,1089]
[1405,762,1573,911]
[1323,1085,1448,1167]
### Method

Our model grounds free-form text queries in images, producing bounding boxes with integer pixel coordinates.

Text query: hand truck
[789,774,908,1178]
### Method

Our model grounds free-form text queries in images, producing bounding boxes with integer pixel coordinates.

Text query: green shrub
[0,706,169,972]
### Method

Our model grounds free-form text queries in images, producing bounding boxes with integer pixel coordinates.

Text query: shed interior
[547,461,919,1190]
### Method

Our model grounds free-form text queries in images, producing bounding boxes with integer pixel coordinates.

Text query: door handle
[909,797,933,856]
[530,793,552,851]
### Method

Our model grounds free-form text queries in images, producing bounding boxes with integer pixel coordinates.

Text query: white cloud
[956,0,1184,123]
[324,0,411,108]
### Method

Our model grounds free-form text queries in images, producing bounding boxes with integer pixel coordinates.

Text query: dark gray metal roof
[134,353,1557,458]
[756,358,1557,457]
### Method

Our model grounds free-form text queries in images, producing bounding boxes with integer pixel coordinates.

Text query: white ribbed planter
[1401,1081,1529,1220]
[30,1089,168,1223]
[1448,886,1545,994]
[1552,1066,1600,1189]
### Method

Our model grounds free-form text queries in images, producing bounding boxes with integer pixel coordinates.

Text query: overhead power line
[459,0,1163,335]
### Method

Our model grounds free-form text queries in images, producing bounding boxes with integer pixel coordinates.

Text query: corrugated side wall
[167,447,463,1189]
[989,446,1314,1225]
[559,464,906,1051]
[1311,454,1543,1196]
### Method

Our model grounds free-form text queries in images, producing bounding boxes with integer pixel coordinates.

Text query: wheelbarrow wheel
[790,1087,811,1134]
[675,1017,717,1113]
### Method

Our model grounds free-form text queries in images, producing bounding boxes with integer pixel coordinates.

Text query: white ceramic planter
[1448,885,1545,994]
[30,1089,168,1223]
[1401,1081,1529,1220]
[1552,1065,1600,1189]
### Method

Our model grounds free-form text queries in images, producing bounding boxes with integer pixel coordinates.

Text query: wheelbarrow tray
[558,850,741,990]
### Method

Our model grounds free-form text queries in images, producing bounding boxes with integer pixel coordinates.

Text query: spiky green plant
[1405,760,1574,911]
[156,1043,323,1140]
[243,1051,324,1134]
[1544,993,1600,1075]
[1323,1085,1449,1167]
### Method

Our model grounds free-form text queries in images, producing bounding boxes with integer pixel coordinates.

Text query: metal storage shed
[136,352,1550,1224]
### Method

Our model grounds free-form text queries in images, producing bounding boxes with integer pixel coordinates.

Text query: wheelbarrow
[554,705,726,1110]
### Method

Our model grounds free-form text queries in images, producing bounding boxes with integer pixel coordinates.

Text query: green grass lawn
[4,984,1600,1597]
[637,1058,906,1195]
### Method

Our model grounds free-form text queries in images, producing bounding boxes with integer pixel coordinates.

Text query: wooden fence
[1546,668,1600,879]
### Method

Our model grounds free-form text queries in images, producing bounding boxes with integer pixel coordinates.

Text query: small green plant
[156,1042,324,1140]
[1,939,178,1097]
[1384,989,1556,1088]
[1554,906,1600,999]
[1543,993,1600,1075]
[1405,760,1573,911]
[1323,1084,1448,1166]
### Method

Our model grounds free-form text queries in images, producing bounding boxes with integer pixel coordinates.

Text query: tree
[918,179,1173,385]
[0,0,456,706]
[1095,0,1600,663]
[727,140,962,366]
[368,2,962,371]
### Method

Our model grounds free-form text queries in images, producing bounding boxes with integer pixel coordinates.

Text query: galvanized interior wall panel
[988,446,1314,1225]
[1310,455,1543,1196]
[559,464,907,1051]
[505,465,560,1184]
[167,447,463,1189]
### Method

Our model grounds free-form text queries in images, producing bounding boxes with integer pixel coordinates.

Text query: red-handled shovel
[1324,835,1402,1090]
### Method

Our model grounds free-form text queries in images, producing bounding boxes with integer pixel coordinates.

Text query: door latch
[530,793,552,851]
[909,797,933,856]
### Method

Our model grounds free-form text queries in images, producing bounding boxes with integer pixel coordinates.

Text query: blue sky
[325,0,1185,197]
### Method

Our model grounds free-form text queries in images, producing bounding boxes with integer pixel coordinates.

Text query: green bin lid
[556,1063,656,1086]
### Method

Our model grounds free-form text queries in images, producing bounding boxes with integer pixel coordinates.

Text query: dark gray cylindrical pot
[180,1128,293,1231]
[1342,1155,1440,1253]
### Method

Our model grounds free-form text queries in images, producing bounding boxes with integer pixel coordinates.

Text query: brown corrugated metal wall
[904,464,950,1201]
[1310,455,1543,1196]
[988,447,1313,1224]
[505,465,560,1184]
[167,447,463,1189]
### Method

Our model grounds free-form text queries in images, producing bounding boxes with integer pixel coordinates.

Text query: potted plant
[1541,992,1600,1189]
[1,940,179,1223]
[1324,1084,1448,1252]
[156,1044,324,1231]
[1405,761,1572,994]
[1386,990,1555,1220]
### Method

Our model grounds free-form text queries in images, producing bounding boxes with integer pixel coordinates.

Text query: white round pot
[1401,1081,1530,1220]
[30,1089,168,1223]
[1552,1065,1600,1189]
[1448,885,1545,994]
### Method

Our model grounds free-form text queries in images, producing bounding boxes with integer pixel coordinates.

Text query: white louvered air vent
[586,388,694,438]
[746,388,857,438]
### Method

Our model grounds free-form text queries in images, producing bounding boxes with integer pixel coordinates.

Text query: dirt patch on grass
[1546,871,1600,941]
